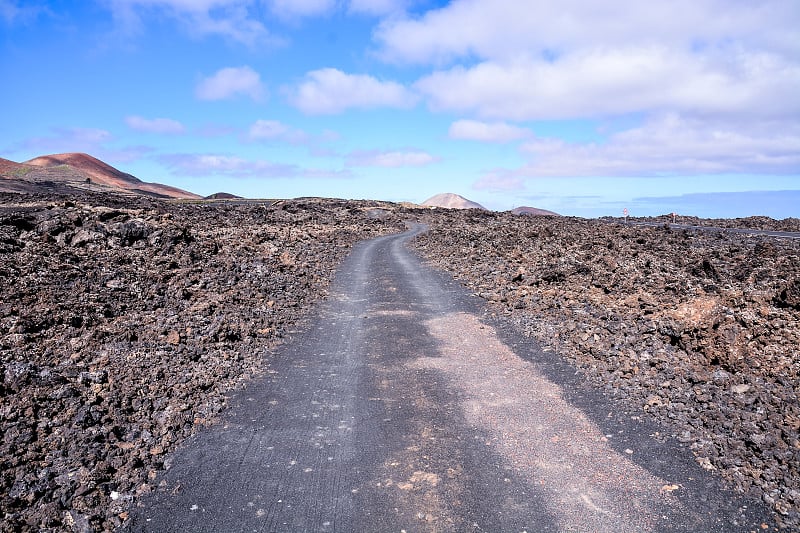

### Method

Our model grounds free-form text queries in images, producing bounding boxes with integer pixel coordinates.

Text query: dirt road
[127,224,771,532]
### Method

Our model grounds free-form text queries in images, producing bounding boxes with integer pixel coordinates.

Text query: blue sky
[1,0,798,218]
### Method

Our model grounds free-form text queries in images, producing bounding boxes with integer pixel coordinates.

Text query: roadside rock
[0,193,403,531]
[411,209,800,530]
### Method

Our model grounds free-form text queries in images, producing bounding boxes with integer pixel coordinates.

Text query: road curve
[127,224,771,532]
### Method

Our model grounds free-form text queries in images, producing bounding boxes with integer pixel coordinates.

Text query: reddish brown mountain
[19,153,199,199]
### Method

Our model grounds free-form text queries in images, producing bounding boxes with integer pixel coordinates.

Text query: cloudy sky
[1,0,798,217]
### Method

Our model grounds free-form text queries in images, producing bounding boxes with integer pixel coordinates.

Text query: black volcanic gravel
[0,194,403,531]
[410,208,800,530]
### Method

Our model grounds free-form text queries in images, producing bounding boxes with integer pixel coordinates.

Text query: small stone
[731,384,751,394]
[696,457,716,470]
[166,330,181,345]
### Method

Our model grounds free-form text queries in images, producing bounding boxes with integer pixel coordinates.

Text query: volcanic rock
[0,192,403,531]
[410,208,800,530]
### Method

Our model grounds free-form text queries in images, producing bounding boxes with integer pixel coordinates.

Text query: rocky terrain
[410,209,800,530]
[620,214,800,233]
[2,190,798,531]
[0,193,403,531]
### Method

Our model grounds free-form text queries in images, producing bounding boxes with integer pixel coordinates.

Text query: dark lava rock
[410,209,800,530]
[0,194,403,531]
[774,279,800,311]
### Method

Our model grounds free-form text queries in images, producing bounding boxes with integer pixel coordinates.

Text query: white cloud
[287,68,417,114]
[377,0,799,135]
[346,149,439,167]
[449,119,532,143]
[160,153,349,178]
[246,119,311,143]
[196,66,266,102]
[512,114,800,177]
[415,48,800,122]
[376,0,800,65]
[106,0,269,45]
[386,1,799,182]
[125,115,186,134]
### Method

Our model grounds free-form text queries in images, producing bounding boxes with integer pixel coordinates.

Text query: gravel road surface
[127,224,771,532]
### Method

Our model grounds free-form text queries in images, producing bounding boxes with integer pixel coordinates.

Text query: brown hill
[205,192,242,200]
[421,193,487,210]
[511,206,561,216]
[0,157,87,194]
[20,153,199,199]
[0,157,25,175]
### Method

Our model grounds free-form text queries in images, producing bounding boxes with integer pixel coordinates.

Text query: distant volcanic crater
[511,206,561,216]
[1,152,200,199]
[421,193,487,210]
[205,192,243,200]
